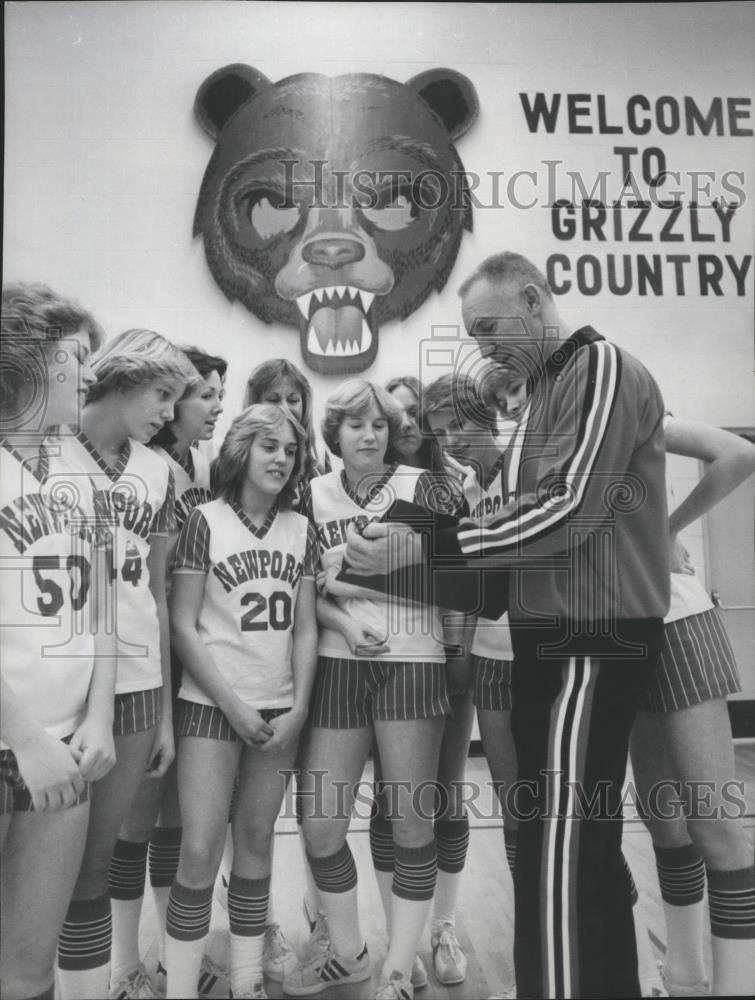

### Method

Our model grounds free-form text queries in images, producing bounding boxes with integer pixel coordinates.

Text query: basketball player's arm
[263,578,318,753]
[145,534,175,777]
[69,532,117,782]
[664,418,755,568]
[315,595,390,655]
[0,677,85,811]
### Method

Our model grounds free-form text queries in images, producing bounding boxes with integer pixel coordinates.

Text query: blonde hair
[215,404,306,509]
[321,379,403,459]
[87,328,201,402]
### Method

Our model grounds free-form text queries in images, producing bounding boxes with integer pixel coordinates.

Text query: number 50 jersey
[0,441,96,740]
[173,499,317,709]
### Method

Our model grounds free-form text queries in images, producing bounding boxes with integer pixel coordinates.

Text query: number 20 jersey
[0,441,96,740]
[173,499,316,709]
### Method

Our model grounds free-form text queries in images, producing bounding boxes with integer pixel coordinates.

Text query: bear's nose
[302,237,365,269]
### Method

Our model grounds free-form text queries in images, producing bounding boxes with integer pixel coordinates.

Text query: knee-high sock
[307,843,364,958]
[384,841,437,980]
[57,893,112,1000]
[433,814,469,927]
[369,805,395,931]
[165,881,213,999]
[109,838,149,983]
[228,873,269,993]
[149,827,182,966]
[707,865,755,996]
[654,843,706,985]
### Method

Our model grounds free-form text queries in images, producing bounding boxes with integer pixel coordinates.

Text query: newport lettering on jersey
[212,546,305,594]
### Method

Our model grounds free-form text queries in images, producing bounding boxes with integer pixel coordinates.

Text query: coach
[345,251,670,998]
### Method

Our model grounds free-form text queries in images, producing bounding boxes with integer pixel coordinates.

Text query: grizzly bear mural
[193,65,479,375]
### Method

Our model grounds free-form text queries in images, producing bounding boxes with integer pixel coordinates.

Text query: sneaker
[263,922,300,981]
[283,942,370,996]
[641,965,669,998]
[154,962,166,998]
[411,955,428,991]
[372,970,413,1000]
[199,955,230,998]
[230,984,267,999]
[658,963,711,997]
[430,922,467,986]
[110,964,160,1000]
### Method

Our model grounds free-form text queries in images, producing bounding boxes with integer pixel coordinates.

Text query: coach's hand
[343,622,389,657]
[146,717,175,778]
[70,714,116,782]
[14,732,86,811]
[344,521,421,576]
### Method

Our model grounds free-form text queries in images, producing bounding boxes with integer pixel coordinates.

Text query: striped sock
[369,803,396,929]
[109,838,148,983]
[654,843,706,986]
[308,844,363,957]
[503,826,518,876]
[149,827,182,965]
[433,814,469,925]
[228,873,269,994]
[387,841,437,979]
[707,865,755,940]
[57,893,112,1000]
[393,840,437,902]
[165,881,213,999]
[707,866,755,996]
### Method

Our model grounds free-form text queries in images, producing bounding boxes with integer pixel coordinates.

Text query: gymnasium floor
[135,746,755,999]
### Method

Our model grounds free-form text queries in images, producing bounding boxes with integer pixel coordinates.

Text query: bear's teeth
[360,291,375,313]
[359,318,373,352]
[335,285,346,298]
[307,326,324,355]
[296,292,314,319]
[313,288,324,304]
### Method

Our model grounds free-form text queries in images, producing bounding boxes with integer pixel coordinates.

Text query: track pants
[510,644,655,999]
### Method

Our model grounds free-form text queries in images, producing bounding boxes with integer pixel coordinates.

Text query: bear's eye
[242,190,302,240]
[359,182,420,232]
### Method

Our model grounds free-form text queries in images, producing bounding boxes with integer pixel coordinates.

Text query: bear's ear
[405,68,479,141]
[195,64,272,139]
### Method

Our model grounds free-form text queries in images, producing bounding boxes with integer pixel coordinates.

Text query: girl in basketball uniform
[364,374,473,989]
[164,404,318,1000]
[107,348,227,995]
[630,417,755,997]
[244,359,328,494]
[287,379,454,1000]
[0,283,116,1000]
[421,371,520,988]
[50,328,200,1000]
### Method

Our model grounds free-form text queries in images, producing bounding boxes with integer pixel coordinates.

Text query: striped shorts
[0,738,89,814]
[176,699,288,742]
[639,608,741,713]
[472,654,514,712]
[311,656,450,729]
[113,688,161,736]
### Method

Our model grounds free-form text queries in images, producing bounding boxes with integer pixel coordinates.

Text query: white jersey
[0,441,97,740]
[306,466,446,662]
[173,499,316,708]
[44,429,175,694]
[464,410,529,664]
[150,444,212,578]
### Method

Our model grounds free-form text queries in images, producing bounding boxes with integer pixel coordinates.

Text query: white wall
[5,1,754,567]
